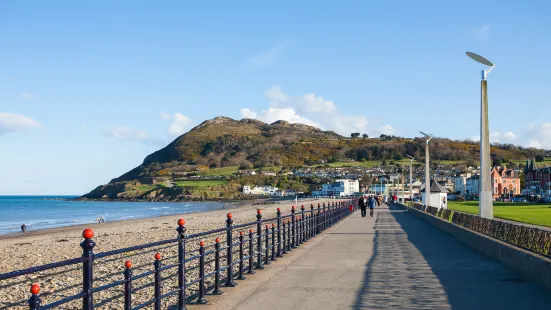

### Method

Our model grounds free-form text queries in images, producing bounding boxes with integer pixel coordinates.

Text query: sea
[0,196,239,235]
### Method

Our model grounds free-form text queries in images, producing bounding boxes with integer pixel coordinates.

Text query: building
[491,166,521,198]
[523,159,551,197]
[466,175,480,197]
[242,185,279,196]
[321,179,359,197]
[421,180,449,209]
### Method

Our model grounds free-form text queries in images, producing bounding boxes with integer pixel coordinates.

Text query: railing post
[301,205,306,242]
[256,210,264,269]
[264,224,270,265]
[276,208,282,257]
[271,224,276,261]
[310,204,315,237]
[291,206,296,248]
[247,229,256,274]
[317,204,321,234]
[322,203,326,231]
[154,253,162,310]
[124,261,132,310]
[28,283,41,310]
[176,218,187,310]
[296,216,301,245]
[213,238,223,295]
[225,213,237,287]
[80,228,95,310]
[282,220,287,255]
[287,219,292,252]
[237,232,246,280]
[197,242,207,304]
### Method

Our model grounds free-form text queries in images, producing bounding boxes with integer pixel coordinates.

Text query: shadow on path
[353,205,551,310]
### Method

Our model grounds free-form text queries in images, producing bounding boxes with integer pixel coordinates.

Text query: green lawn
[199,166,239,176]
[448,201,551,228]
[173,180,229,187]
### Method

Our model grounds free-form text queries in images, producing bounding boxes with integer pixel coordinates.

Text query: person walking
[392,194,398,204]
[359,195,367,217]
[368,195,376,217]
[21,223,26,233]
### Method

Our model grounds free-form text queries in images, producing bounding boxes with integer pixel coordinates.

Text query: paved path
[188,205,551,310]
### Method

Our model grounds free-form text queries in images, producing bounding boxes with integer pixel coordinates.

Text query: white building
[421,180,449,209]
[242,185,279,196]
[454,173,472,196]
[321,179,359,197]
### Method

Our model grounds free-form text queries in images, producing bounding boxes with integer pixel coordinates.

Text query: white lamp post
[466,51,496,219]
[407,155,415,201]
[420,131,433,207]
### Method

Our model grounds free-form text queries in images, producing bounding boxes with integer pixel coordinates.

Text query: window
[512,180,515,184]
[494,178,498,184]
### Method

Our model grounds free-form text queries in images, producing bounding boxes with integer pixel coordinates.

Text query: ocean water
[0,196,236,235]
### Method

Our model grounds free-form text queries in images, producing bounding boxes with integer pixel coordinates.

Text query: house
[321,179,359,197]
[454,173,472,195]
[491,166,521,198]
[261,171,277,176]
[242,185,279,196]
[466,175,480,197]
[421,180,449,209]
[523,159,551,197]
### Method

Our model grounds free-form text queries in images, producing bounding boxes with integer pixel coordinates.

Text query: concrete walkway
[187,205,551,310]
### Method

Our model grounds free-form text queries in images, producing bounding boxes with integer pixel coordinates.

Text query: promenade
[188,205,551,310]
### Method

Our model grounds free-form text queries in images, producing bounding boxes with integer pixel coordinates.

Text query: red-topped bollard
[225,212,237,287]
[154,253,162,309]
[264,224,270,265]
[80,229,95,310]
[176,218,187,310]
[124,261,132,310]
[29,283,41,310]
[276,208,282,257]
[197,241,207,304]
[237,232,246,280]
[256,209,264,269]
[271,223,276,261]
[291,206,296,248]
[247,228,256,274]
[213,237,223,295]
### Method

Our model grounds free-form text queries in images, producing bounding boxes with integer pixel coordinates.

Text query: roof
[420,180,450,193]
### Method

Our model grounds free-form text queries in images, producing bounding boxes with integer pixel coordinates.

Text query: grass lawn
[448,201,551,228]
[199,166,239,176]
[173,180,229,187]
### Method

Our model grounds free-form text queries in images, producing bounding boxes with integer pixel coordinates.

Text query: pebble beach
[0,198,342,309]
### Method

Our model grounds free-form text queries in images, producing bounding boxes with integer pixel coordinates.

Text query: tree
[362,133,369,139]
[351,132,360,138]
[535,154,545,162]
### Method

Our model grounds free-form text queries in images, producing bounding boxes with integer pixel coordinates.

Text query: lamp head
[466,51,495,79]
[419,131,433,143]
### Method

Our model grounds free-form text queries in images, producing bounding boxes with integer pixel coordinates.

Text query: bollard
[213,238,223,295]
[238,232,246,280]
[291,206,296,248]
[322,203,327,231]
[154,253,162,310]
[276,208,282,257]
[176,218,187,310]
[197,242,207,304]
[247,229,256,274]
[256,209,264,269]
[81,228,95,310]
[124,261,132,310]
[225,213,237,287]
[28,283,41,310]
[264,224,270,265]
[271,223,276,261]
[282,220,287,255]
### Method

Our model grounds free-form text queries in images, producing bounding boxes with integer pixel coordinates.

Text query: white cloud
[21,92,34,100]
[0,112,41,135]
[503,131,516,141]
[524,122,551,149]
[162,112,193,136]
[104,126,163,146]
[379,124,395,135]
[472,24,491,39]
[240,86,371,136]
[244,39,292,69]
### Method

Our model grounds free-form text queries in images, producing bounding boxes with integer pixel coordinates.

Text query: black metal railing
[0,200,358,309]
[408,202,551,259]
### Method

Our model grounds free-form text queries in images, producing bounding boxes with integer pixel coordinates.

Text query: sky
[1,1,551,195]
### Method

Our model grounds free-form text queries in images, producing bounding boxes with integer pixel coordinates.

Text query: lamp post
[420,131,433,207]
[466,51,496,219]
[407,155,415,202]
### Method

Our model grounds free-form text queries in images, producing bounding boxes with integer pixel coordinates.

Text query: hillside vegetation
[82,116,549,200]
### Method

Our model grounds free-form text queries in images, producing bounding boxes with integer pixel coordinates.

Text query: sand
[0,198,347,309]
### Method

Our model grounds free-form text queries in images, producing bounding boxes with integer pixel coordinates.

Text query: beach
[0,198,342,309]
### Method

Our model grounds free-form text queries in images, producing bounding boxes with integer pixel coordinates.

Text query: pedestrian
[359,195,367,217]
[100,216,105,224]
[393,194,398,204]
[21,223,26,233]
[368,195,376,217]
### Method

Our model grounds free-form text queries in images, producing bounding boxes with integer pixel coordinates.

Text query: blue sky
[1,1,550,195]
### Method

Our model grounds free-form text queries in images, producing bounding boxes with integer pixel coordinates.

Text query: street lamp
[420,131,433,207]
[466,51,495,219]
[407,155,415,202]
